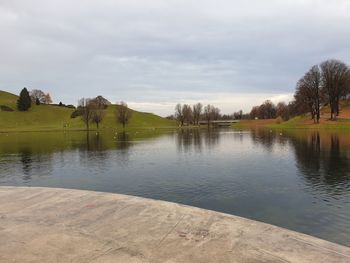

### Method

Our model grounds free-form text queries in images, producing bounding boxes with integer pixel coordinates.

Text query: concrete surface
[0,186,349,263]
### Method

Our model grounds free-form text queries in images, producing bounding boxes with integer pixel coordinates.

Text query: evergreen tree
[35,97,40,105]
[17,88,32,111]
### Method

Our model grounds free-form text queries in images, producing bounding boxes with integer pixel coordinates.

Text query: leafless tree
[192,103,202,125]
[259,100,276,119]
[320,59,350,120]
[182,104,193,125]
[203,104,213,127]
[276,102,290,121]
[249,100,277,120]
[90,101,105,129]
[91,95,111,109]
[233,110,243,120]
[250,106,260,119]
[78,98,93,130]
[45,93,53,104]
[117,101,132,129]
[175,104,184,126]
[296,65,322,123]
[30,89,52,104]
[211,106,220,120]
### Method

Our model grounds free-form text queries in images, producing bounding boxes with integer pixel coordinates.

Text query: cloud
[0,0,349,115]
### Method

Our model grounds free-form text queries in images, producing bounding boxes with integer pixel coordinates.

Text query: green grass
[0,90,18,109]
[0,90,176,132]
[267,115,350,130]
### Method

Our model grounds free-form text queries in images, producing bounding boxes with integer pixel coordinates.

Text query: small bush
[275,116,283,124]
[0,105,14,112]
[70,110,81,118]
[66,104,76,109]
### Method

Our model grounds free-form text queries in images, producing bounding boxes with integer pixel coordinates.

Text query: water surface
[0,128,349,246]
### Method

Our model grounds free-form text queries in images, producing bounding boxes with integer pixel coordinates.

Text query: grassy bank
[233,101,350,130]
[0,91,176,132]
[233,116,350,130]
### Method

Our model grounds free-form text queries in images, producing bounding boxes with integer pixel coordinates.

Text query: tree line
[249,59,350,123]
[74,97,132,130]
[16,88,53,111]
[15,88,132,130]
[171,103,240,126]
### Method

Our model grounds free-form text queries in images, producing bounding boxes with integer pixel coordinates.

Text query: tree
[211,106,220,120]
[182,104,193,125]
[78,98,93,130]
[30,89,52,104]
[295,65,322,123]
[44,93,53,104]
[203,104,213,127]
[175,104,184,126]
[17,88,32,111]
[260,100,276,119]
[117,101,131,129]
[276,102,290,121]
[320,59,350,120]
[233,110,243,120]
[192,103,203,125]
[91,95,111,109]
[30,89,45,104]
[250,106,260,119]
[90,101,105,129]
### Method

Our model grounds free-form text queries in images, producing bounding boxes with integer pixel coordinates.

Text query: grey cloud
[0,0,350,115]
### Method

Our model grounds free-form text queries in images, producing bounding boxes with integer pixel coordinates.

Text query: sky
[1,0,350,116]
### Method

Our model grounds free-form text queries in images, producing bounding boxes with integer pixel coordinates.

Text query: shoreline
[232,119,350,130]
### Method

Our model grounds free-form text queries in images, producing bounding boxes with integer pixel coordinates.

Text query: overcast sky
[1,0,350,116]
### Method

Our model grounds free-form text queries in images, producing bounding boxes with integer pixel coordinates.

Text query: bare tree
[294,65,322,123]
[320,59,350,120]
[175,104,184,126]
[203,104,213,127]
[78,98,94,130]
[192,103,202,125]
[30,89,45,104]
[90,101,105,129]
[276,102,289,121]
[44,93,53,104]
[117,101,132,129]
[250,106,260,119]
[182,104,193,125]
[30,89,52,104]
[262,100,276,119]
[211,106,220,120]
[91,95,111,109]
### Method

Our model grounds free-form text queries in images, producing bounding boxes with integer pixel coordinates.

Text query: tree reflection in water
[176,129,220,153]
[286,131,349,195]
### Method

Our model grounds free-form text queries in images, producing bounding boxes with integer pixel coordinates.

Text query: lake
[0,128,349,246]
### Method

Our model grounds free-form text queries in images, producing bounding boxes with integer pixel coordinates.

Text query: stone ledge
[0,186,349,262]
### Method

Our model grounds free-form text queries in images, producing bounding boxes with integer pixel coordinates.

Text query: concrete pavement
[0,186,349,262]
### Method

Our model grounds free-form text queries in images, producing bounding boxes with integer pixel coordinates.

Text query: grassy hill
[0,90,18,109]
[233,101,350,130]
[0,90,176,132]
[268,101,350,129]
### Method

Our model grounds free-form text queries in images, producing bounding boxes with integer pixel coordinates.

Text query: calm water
[0,128,349,246]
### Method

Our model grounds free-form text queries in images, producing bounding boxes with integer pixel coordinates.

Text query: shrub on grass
[0,105,14,112]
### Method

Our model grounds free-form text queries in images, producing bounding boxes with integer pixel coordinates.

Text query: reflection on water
[291,131,350,194]
[176,129,220,152]
[0,128,349,246]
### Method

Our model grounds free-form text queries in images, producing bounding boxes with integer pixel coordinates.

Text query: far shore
[233,118,350,130]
